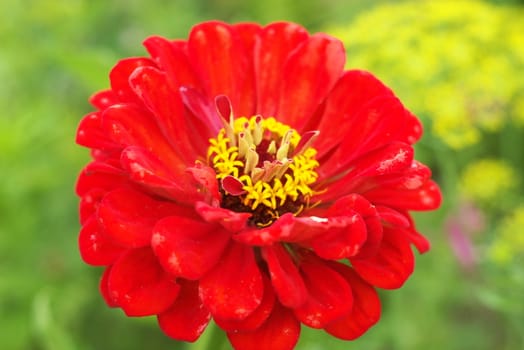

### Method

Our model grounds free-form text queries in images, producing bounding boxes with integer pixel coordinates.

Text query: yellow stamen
[208,115,319,226]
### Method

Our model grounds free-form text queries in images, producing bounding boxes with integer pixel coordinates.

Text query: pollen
[207,114,320,227]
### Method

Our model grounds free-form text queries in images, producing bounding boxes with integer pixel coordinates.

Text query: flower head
[76,21,441,349]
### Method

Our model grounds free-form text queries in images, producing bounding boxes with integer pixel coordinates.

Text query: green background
[1,0,523,349]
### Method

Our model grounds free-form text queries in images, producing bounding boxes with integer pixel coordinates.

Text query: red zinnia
[76,21,441,350]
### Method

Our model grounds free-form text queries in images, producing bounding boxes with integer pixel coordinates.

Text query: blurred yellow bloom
[328,0,524,149]
[490,206,524,264]
[459,159,517,204]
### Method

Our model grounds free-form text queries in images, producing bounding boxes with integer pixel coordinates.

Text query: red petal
[109,57,156,103]
[354,160,432,194]
[319,96,416,180]
[157,280,211,342]
[179,86,222,135]
[376,206,410,228]
[119,146,202,205]
[199,242,264,320]
[233,22,262,56]
[152,216,230,280]
[89,89,118,110]
[234,213,295,245]
[308,213,367,260]
[186,164,221,207]
[364,179,442,211]
[75,161,126,197]
[143,37,215,153]
[293,253,353,328]
[215,275,275,332]
[227,302,300,350]
[79,217,126,265]
[318,142,414,199]
[195,201,250,233]
[128,66,200,163]
[327,194,383,260]
[97,187,192,248]
[232,23,259,117]
[188,21,255,117]
[107,247,180,316]
[396,212,431,254]
[143,36,200,91]
[261,244,307,308]
[79,188,106,224]
[313,70,394,158]
[324,263,381,340]
[351,228,414,289]
[99,266,118,307]
[76,112,119,150]
[102,104,184,171]
[255,22,309,117]
[277,34,345,130]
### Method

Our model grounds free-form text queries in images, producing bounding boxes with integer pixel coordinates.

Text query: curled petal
[351,228,414,289]
[357,160,432,193]
[227,302,300,350]
[89,89,118,110]
[215,275,275,332]
[233,213,295,245]
[76,112,119,150]
[143,35,200,92]
[179,86,222,135]
[261,244,307,308]
[364,179,442,211]
[195,201,250,232]
[317,142,414,201]
[107,247,180,316]
[158,280,211,342]
[99,266,118,307]
[397,211,431,253]
[328,194,383,260]
[308,213,367,260]
[324,263,381,340]
[109,57,156,103]
[152,216,230,280]
[293,253,353,328]
[79,217,126,266]
[200,242,264,320]
[376,205,411,228]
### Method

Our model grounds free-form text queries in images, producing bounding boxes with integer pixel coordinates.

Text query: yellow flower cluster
[459,159,517,204]
[490,206,524,264]
[328,0,524,149]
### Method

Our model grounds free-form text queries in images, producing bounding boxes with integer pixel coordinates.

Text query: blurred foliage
[329,0,524,150]
[1,0,523,349]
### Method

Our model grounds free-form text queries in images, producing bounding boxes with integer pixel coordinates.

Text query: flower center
[207,111,320,227]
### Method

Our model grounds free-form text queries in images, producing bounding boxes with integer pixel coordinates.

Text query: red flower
[76,21,441,350]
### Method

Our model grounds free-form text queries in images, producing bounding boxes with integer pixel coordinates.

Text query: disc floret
[208,114,319,227]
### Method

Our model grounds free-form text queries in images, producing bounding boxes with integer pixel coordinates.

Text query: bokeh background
[1,0,523,349]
